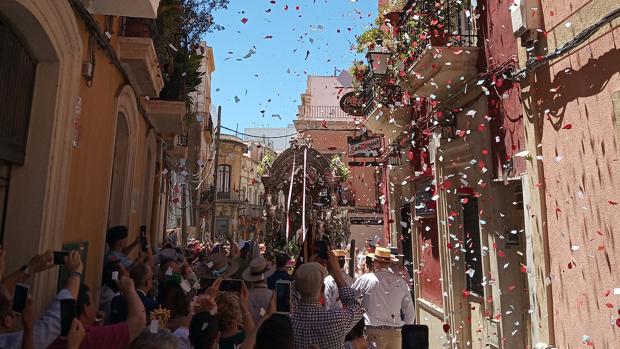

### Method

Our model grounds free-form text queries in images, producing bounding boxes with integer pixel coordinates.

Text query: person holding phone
[324,249,355,310]
[0,250,82,349]
[215,283,255,349]
[291,250,364,349]
[48,275,146,349]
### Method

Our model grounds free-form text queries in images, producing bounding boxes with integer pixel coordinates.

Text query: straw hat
[201,254,239,279]
[242,257,276,282]
[368,247,399,262]
[332,249,351,260]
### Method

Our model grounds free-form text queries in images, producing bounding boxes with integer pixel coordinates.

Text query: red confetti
[481,149,489,155]
[608,200,618,205]
[442,323,450,333]
[616,318,620,327]
[498,250,506,257]
[520,264,527,273]
[562,123,572,129]
[328,146,336,151]
[241,17,248,24]
[605,302,614,308]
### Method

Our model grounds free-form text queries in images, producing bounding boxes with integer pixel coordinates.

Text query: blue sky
[205,0,377,132]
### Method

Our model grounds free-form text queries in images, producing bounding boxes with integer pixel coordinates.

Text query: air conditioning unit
[510,0,543,45]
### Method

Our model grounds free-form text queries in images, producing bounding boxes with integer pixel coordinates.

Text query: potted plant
[329,155,351,183]
[356,28,390,52]
[378,0,407,27]
[348,61,368,90]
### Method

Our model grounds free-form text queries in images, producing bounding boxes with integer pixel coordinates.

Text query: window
[217,165,231,192]
[463,196,483,295]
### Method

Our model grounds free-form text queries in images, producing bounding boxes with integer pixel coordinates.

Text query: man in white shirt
[323,250,354,309]
[352,247,415,349]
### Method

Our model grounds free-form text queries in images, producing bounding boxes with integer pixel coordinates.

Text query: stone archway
[0,0,82,313]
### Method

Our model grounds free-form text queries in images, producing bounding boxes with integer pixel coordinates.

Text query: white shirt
[0,288,73,349]
[351,268,415,327]
[323,269,354,310]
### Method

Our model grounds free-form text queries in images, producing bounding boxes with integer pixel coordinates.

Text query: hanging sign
[348,137,381,157]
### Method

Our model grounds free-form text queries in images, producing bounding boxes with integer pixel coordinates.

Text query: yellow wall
[62,16,153,301]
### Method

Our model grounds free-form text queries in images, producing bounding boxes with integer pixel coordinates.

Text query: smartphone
[139,225,148,252]
[60,299,77,337]
[12,284,29,313]
[220,279,243,292]
[316,240,328,260]
[275,280,291,314]
[53,251,70,265]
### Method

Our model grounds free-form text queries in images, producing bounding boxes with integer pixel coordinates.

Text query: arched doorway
[108,113,131,226]
[0,17,37,243]
[0,0,82,313]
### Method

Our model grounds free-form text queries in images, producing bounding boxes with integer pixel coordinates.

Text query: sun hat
[332,249,351,260]
[200,253,239,279]
[294,262,327,299]
[242,257,276,282]
[368,247,399,262]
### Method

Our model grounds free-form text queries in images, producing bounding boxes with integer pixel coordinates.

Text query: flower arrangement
[330,155,351,182]
[378,0,407,16]
[348,61,368,90]
[356,28,390,52]
[257,153,275,177]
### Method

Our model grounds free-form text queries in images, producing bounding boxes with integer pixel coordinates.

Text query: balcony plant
[348,61,368,91]
[329,155,351,183]
[377,0,407,27]
[356,28,390,52]
[155,0,229,107]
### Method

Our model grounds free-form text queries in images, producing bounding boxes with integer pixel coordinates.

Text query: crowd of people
[0,226,416,349]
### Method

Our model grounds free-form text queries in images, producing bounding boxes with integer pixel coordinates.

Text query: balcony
[215,191,240,202]
[144,99,185,135]
[361,74,413,138]
[298,105,355,121]
[84,0,160,18]
[116,18,163,98]
[163,134,187,163]
[395,1,480,100]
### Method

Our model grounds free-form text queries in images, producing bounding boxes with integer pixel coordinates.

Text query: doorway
[108,113,130,227]
[0,18,36,244]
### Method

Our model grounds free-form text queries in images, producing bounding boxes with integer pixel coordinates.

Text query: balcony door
[217,165,231,199]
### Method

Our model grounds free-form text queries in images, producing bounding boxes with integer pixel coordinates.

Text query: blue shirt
[267,270,292,290]
[109,289,157,324]
[105,250,133,268]
[0,288,73,349]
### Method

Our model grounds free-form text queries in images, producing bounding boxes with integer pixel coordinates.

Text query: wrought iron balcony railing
[298,105,355,121]
[396,0,478,68]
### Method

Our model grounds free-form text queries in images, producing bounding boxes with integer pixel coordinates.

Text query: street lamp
[366,50,391,77]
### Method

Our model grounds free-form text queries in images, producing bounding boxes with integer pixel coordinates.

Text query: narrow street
[0,1,619,348]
